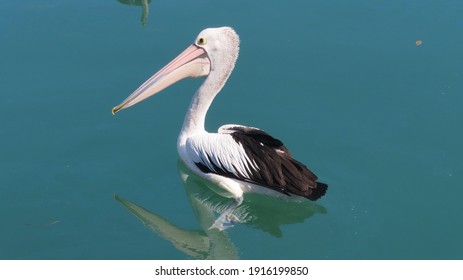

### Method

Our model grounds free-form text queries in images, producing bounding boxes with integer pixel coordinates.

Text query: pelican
[112,27,327,229]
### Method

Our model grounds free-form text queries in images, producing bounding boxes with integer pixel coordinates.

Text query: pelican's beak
[112,44,210,115]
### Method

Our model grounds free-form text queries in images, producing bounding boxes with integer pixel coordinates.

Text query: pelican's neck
[178,53,238,147]
[178,73,224,146]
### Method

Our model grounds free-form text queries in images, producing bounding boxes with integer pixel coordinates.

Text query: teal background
[1,0,462,259]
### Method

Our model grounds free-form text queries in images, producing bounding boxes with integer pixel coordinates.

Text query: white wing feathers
[186,133,259,180]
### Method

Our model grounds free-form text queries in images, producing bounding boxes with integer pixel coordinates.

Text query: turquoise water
[1,0,462,259]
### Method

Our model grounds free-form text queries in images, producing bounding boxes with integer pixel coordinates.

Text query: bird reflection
[114,193,238,259]
[117,0,152,26]
[114,160,327,259]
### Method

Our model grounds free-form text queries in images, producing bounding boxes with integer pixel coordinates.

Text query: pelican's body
[113,27,327,227]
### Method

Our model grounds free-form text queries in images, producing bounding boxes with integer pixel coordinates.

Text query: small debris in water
[415,40,423,46]
[23,220,60,227]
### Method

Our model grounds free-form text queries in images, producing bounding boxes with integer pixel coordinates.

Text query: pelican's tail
[307,182,328,201]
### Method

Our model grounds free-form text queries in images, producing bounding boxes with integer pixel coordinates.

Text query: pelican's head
[112,27,240,115]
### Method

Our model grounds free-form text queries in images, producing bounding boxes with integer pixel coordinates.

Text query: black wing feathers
[218,126,328,201]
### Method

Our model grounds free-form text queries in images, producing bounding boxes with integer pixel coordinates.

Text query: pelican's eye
[197,37,207,46]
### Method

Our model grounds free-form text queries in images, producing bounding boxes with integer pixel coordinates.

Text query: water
[1,0,462,259]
